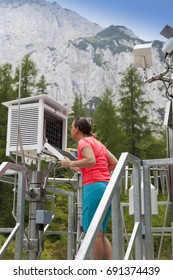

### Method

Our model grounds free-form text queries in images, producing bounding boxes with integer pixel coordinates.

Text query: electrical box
[133,43,153,69]
[36,210,53,224]
[129,183,158,215]
[2,94,72,161]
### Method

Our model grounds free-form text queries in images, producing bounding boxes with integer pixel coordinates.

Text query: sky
[47,0,173,42]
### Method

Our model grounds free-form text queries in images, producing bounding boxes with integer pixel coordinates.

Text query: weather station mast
[134,25,173,229]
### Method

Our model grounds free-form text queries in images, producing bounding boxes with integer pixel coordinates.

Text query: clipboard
[44,143,77,161]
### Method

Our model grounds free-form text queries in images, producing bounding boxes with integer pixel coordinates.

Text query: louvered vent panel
[10,106,39,146]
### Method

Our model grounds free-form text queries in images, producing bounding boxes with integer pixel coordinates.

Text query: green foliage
[0,63,16,162]
[67,93,86,148]
[0,63,15,100]
[93,89,123,157]
[71,93,86,118]
[138,131,167,159]
[36,74,48,94]
[14,54,38,98]
[0,64,14,162]
[117,64,165,159]
[0,183,15,228]
[0,236,15,259]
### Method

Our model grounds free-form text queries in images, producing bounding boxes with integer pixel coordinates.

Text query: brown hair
[73,117,93,136]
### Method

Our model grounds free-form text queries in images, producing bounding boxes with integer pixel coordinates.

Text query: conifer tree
[14,54,38,98]
[71,93,86,118]
[93,89,122,156]
[118,64,156,158]
[0,63,15,162]
[67,93,86,148]
[0,63,16,228]
[36,74,47,94]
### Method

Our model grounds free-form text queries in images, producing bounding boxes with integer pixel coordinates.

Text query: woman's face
[70,121,78,139]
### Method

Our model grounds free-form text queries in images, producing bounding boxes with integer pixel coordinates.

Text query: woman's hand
[61,157,71,168]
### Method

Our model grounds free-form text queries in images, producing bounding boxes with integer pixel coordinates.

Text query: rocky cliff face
[0,0,168,119]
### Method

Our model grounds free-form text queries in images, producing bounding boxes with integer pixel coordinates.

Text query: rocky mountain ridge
[0,0,168,120]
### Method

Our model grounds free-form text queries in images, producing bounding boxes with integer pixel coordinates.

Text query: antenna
[133,43,153,69]
[133,43,153,80]
[133,25,173,100]
[160,25,173,39]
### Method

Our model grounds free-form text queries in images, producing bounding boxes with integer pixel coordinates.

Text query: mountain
[0,0,167,120]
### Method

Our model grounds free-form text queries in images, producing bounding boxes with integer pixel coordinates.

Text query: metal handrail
[124,222,140,260]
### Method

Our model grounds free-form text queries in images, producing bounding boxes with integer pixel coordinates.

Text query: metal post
[67,195,74,260]
[166,100,173,259]
[111,181,124,259]
[132,164,143,259]
[76,173,83,253]
[14,172,25,259]
[143,164,154,259]
[28,170,42,260]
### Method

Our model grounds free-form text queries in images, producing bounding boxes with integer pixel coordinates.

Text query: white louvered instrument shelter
[2,94,72,160]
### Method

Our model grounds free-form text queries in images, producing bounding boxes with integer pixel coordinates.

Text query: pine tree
[118,64,156,158]
[14,54,38,98]
[36,74,47,94]
[0,63,16,162]
[0,63,15,101]
[67,93,86,148]
[93,89,122,156]
[71,93,86,118]
[0,64,16,228]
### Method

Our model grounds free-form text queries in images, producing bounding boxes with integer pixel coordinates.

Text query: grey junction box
[36,210,53,224]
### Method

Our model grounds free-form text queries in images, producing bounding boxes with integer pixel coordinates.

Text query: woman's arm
[107,150,118,172]
[61,146,96,169]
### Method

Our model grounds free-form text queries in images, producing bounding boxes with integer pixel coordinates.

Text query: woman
[61,117,118,259]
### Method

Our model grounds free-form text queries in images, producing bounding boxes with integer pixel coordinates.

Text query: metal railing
[142,158,173,260]
[75,152,143,260]
[75,154,173,260]
[1,155,173,260]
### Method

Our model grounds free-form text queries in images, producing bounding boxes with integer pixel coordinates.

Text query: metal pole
[28,171,42,260]
[67,195,74,260]
[14,172,25,259]
[111,181,124,259]
[132,164,143,259]
[76,173,83,253]
[143,163,154,259]
[166,100,173,259]
[12,62,22,220]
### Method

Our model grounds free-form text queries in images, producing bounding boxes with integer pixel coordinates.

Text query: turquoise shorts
[82,182,111,232]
